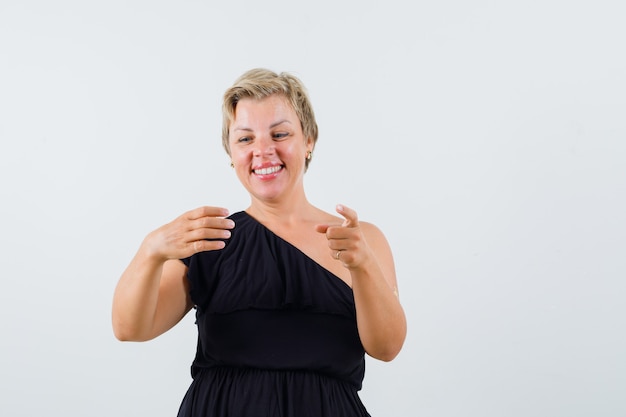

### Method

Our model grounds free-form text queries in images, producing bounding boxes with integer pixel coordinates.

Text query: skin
[112,94,407,361]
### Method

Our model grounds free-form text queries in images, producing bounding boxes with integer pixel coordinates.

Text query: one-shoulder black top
[178,211,370,417]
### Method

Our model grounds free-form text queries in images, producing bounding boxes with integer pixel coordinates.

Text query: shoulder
[360,221,391,247]
[310,206,343,225]
[360,220,383,234]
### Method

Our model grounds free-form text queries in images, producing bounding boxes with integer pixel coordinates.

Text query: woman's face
[228,94,312,204]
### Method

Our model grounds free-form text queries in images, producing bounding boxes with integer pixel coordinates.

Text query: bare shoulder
[360,220,398,289]
[360,221,391,246]
[313,207,343,224]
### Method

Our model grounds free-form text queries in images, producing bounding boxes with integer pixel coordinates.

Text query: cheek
[281,142,301,156]
[231,148,251,163]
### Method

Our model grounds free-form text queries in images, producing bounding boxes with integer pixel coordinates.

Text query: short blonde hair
[222,68,319,170]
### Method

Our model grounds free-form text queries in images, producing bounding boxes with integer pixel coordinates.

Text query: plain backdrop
[1,1,625,416]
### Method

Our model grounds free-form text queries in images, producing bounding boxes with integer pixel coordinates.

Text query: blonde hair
[222,68,319,170]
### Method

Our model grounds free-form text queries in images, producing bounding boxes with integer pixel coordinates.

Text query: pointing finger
[336,204,359,228]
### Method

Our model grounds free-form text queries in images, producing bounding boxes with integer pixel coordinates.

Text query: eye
[237,136,252,143]
[272,132,289,140]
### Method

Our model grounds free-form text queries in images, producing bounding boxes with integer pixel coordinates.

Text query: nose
[253,135,275,157]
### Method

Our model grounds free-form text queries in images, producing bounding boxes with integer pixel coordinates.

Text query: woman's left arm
[319,204,407,361]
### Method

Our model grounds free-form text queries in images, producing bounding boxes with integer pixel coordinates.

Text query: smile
[253,165,283,175]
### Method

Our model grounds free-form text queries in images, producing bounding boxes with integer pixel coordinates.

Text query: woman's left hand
[317,204,406,361]
[315,204,372,270]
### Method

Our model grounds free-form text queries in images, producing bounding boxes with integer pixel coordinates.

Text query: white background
[1,1,625,416]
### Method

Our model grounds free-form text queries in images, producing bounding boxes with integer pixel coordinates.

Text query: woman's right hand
[143,206,235,262]
[112,206,234,341]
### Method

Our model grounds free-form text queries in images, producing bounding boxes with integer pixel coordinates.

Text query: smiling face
[229,94,313,205]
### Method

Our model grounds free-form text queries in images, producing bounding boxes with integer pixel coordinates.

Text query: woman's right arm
[111,206,234,342]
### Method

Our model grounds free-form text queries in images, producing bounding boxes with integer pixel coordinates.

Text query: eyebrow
[232,119,292,132]
[270,119,292,129]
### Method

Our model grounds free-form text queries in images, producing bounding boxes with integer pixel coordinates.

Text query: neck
[246,192,315,226]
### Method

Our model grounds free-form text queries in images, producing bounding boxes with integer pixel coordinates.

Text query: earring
[306,151,312,160]
[230,161,234,168]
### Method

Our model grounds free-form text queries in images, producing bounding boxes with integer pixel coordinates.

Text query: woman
[112,68,407,416]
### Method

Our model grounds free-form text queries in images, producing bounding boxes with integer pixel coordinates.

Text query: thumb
[315,224,330,234]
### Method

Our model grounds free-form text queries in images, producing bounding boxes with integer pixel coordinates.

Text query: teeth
[254,166,282,175]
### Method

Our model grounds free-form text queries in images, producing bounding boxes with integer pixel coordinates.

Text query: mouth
[253,165,283,175]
